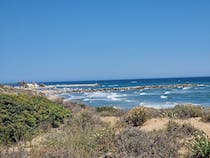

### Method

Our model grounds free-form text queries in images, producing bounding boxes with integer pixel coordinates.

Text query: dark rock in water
[39,83,46,87]
[61,83,204,93]
[18,81,29,88]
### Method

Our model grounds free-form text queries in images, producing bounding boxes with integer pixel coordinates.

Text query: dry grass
[1,88,210,158]
[114,121,201,158]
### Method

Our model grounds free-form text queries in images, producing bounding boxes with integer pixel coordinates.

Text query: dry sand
[141,117,210,137]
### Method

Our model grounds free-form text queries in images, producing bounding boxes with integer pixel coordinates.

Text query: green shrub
[33,109,114,158]
[189,134,210,158]
[69,109,102,130]
[163,110,178,119]
[167,104,203,119]
[125,106,149,126]
[0,94,71,144]
[95,106,124,116]
[96,106,117,113]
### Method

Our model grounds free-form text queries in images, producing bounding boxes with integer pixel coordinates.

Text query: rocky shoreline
[61,83,205,93]
[17,82,205,94]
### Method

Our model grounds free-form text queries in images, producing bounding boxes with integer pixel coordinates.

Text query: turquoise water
[42,77,210,109]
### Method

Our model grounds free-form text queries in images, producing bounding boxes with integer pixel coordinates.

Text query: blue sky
[0,0,210,83]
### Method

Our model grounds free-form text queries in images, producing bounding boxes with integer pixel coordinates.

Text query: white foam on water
[160,95,168,99]
[112,106,122,109]
[63,95,85,100]
[107,93,127,101]
[164,91,171,94]
[167,89,191,94]
[85,92,108,98]
[125,100,136,103]
[83,98,103,101]
[140,92,148,96]
[183,87,191,90]
[139,102,176,109]
[84,91,127,101]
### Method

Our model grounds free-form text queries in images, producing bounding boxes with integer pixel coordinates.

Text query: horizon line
[2,75,210,85]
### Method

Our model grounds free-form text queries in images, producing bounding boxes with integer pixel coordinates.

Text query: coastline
[1,84,210,157]
[12,82,209,109]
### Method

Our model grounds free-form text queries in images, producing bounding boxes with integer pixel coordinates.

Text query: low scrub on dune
[95,106,125,116]
[124,106,157,126]
[26,109,116,158]
[115,121,201,158]
[1,93,210,158]
[189,133,210,158]
[164,104,203,119]
[201,108,210,123]
[0,94,71,144]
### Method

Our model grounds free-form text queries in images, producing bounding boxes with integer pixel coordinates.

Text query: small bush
[95,106,124,116]
[167,120,200,137]
[33,109,114,158]
[167,104,203,119]
[201,108,210,122]
[0,94,71,144]
[70,109,101,130]
[115,127,181,157]
[96,106,117,113]
[163,110,178,119]
[115,121,201,158]
[189,134,210,158]
[125,106,149,126]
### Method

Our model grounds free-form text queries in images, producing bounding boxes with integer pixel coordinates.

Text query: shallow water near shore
[40,77,210,109]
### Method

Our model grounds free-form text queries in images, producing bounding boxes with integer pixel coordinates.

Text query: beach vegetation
[0,86,209,158]
[0,94,71,144]
[165,104,203,119]
[95,106,125,116]
[114,121,199,157]
[189,134,210,158]
[201,108,210,122]
[124,106,149,126]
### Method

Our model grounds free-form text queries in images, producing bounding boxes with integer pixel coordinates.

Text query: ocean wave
[160,95,168,99]
[164,91,171,94]
[164,89,191,95]
[140,92,148,96]
[125,100,136,103]
[84,92,127,101]
[107,93,127,101]
[182,87,191,90]
[83,98,102,101]
[84,92,108,98]
[139,102,176,109]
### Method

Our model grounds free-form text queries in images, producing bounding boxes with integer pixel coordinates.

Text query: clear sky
[0,0,210,83]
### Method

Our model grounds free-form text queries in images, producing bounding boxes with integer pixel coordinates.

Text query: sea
[38,77,210,109]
